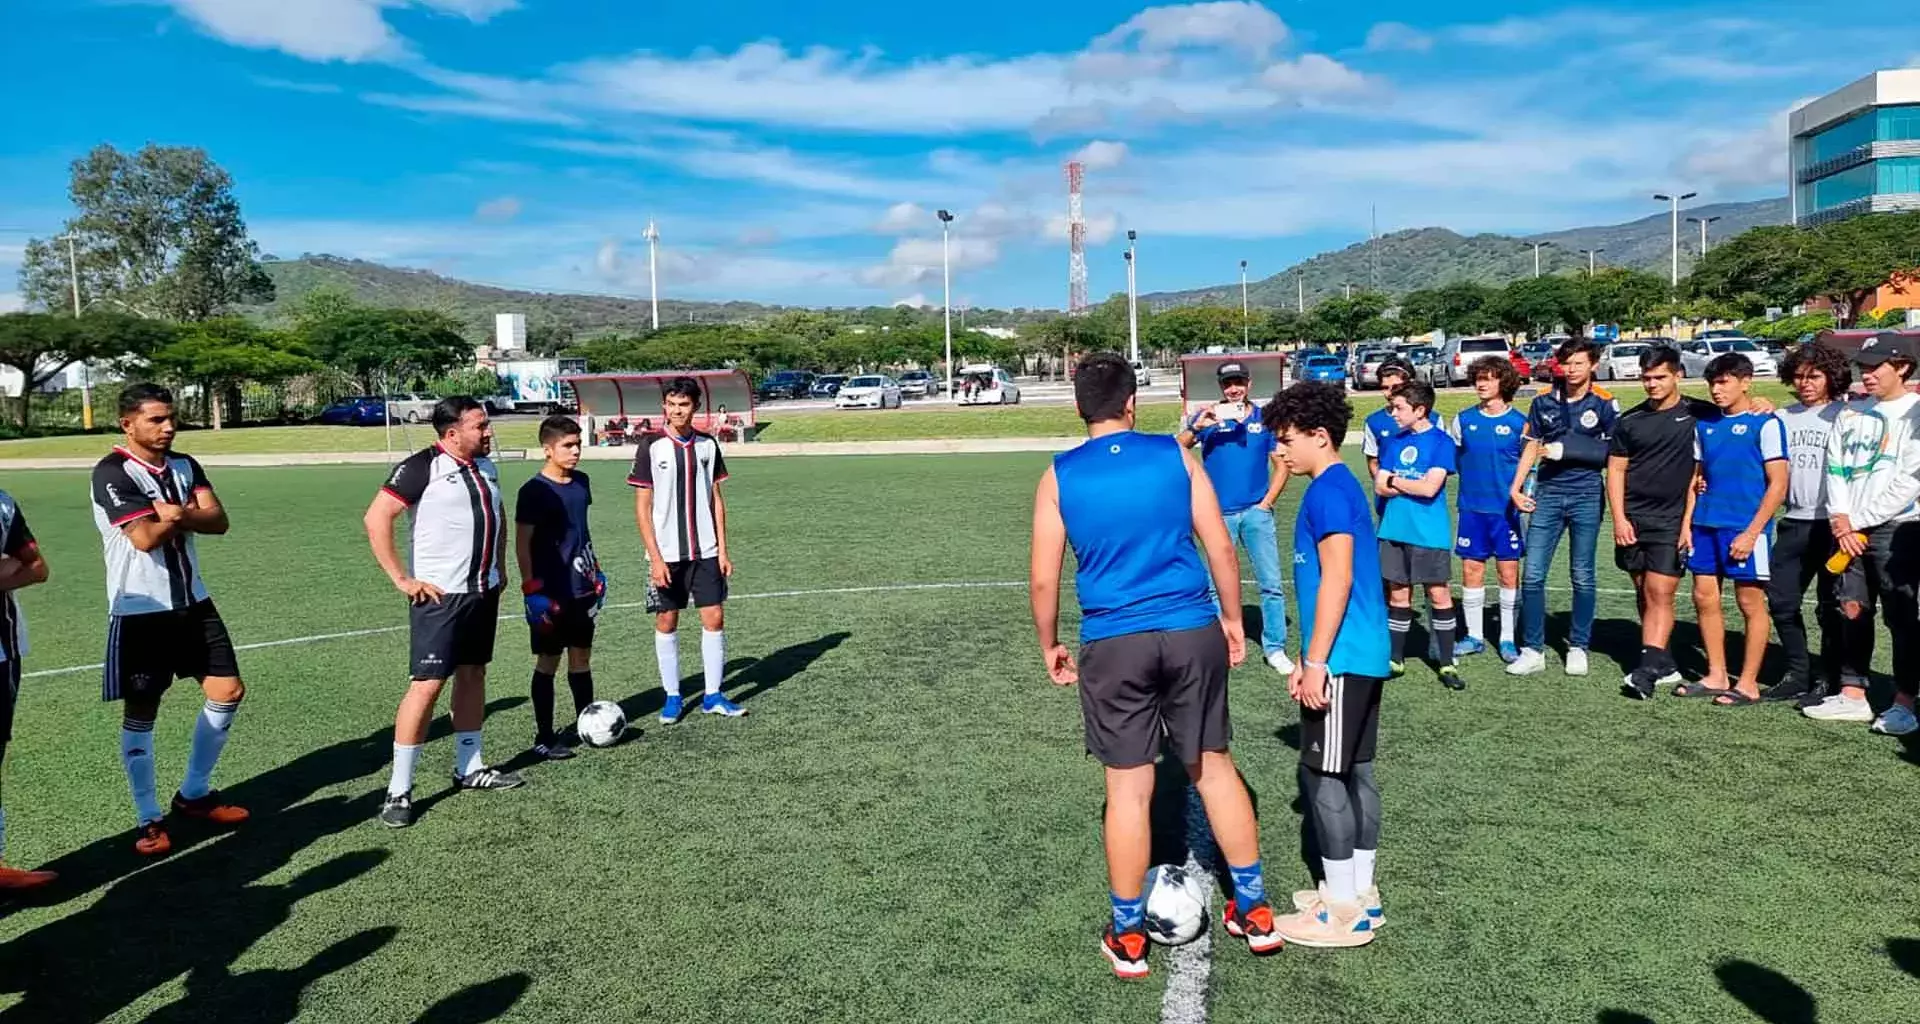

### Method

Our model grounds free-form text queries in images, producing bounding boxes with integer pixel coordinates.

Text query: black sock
[1388,607,1413,662]
[1639,645,1664,675]
[531,670,556,744]
[1432,608,1456,665]
[567,670,594,715]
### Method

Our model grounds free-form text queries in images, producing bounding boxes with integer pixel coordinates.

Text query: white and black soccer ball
[1143,864,1210,946]
[576,701,627,748]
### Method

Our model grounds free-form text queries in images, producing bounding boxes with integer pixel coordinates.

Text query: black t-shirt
[515,471,599,599]
[1609,397,1720,528]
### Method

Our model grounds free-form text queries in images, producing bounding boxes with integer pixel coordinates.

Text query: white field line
[1159,850,1214,1024]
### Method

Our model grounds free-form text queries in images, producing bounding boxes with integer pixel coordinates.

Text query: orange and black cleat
[172,790,250,826]
[1099,924,1150,980]
[134,821,172,857]
[1222,899,1286,954]
[0,864,58,891]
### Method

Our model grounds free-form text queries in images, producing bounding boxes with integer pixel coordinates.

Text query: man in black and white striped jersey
[92,383,249,857]
[365,396,522,829]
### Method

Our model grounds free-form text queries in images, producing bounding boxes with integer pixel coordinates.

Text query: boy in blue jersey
[1375,382,1463,689]
[1031,352,1281,979]
[515,416,606,759]
[1447,356,1528,663]
[1359,359,1440,499]
[1684,354,1789,706]
[1263,381,1389,948]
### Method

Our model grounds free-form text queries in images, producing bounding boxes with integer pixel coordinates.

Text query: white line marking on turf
[1159,851,1213,1024]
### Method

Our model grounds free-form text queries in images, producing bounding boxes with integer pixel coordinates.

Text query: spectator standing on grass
[1177,361,1293,674]
[1507,338,1617,678]
[1763,343,1849,706]
[1373,382,1463,690]
[1446,356,1528,663]
[0,489,54,889]
[1804,333,1920,735]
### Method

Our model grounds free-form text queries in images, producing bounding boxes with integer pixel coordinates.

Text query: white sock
[121,718,164,825]
[655,631,681,697]
[1323,856,1358,905]
[180,698,239,801]
[388,743,421,797]
[1354,849,1377,895]
[1498,587,1519,644]
[701,629,726,696]
[1462,588,1487,641]
[454,730,484,779]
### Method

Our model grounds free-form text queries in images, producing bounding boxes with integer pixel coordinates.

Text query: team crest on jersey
[1579,410,1599,428]
[1109,444,1122,454]
[1247,422,1264,434]
[1732,423,1749,435]
[1495,425,1512,435]
[1398,446,1418,466]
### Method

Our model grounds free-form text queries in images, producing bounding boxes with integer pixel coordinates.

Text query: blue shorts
[1686,524,1773,582]
[1455,509,1525,562]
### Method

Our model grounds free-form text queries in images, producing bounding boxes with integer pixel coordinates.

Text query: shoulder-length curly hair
[1779,341,1850,400]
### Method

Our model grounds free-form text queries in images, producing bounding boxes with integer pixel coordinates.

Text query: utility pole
[1687,215,1722,257]
[61,233,92,429]
[938,209,955,396]
[644,221,661,330]
[1297,271,1305,313]
[1124,230,1139,363]
[1578,248,1604,276]
[1528,241,1554,278]
[1239,259,1250,347]
[1653,192,1697,287]
[1370,204,1379,292]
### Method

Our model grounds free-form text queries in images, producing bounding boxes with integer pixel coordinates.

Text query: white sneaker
[1803,695,1874,722]
[1505,648,1547,675]
[1266,649,1295,674]
[1564,648,1589,676]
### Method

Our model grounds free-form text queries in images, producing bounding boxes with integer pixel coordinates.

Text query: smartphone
[1212,401,1245,422]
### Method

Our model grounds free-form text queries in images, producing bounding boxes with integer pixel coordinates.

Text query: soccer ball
[576,701,627,748]
[1142,863,1209,946]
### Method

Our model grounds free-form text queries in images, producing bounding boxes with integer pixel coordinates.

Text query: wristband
[1304,659,1329,671]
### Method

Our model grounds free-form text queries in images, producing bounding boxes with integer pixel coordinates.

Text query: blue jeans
[1216,507,1289,655]
[1521,484,1600,651]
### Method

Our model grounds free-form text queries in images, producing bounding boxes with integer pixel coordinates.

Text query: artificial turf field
[0,450,1915,1024]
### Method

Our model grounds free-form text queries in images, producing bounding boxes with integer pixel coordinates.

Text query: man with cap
[1178,361,1293,673]
[1805,331,1920,735]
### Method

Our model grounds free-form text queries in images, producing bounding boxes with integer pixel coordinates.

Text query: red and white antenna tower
[1066,160,1088,313]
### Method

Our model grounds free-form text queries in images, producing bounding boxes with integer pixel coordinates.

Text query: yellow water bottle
[1827,535,1866,574]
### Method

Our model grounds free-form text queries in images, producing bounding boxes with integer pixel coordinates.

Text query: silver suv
[1432,336,1515,386]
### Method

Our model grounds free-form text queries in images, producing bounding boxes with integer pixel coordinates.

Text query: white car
[385,392,438,423]
[1596,343,1649,381]
[956,365,1022,405]
[1680,337,1777,378]
[1131,360,1152,386]
[833,375,903,410]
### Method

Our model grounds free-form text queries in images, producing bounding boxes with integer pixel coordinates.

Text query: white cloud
[538,137,927,200]
[364,92,584,126]
[1364,22,1432,53]
[860,237,1000,288]
[737,226,781,246]
[0,293,22,314]
[1073,140,1129,171]
[1068,51,1175,84]
[155,0,517,63]
[1259,54,1372,97]
[1093,2,1290,59]
[875,202,930,233]
[892,294,932,308]
[251,76,345,94]
[1675,102,1804,190]
[474,195,522,221]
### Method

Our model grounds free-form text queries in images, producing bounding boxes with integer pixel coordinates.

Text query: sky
[2,0,1916,313]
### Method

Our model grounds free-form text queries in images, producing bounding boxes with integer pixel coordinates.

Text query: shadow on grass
[1716,960,1816,1024]
[0,697,525,1023]
[415,972,532,1023]
[615,632,848,723]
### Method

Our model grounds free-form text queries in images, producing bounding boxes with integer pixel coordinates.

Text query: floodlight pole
[1125,230,1139,363]
[1239,259,1249,347]
[1654,191,1697,287]
[938,209,954,396]
[644,221,661,330]
[61,233,93,429]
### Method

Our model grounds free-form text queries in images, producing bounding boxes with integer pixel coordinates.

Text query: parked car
[1352,348,1398,389]
[384,392,437,423]
[834,375,903,410]
[810,375,849,398]
[1520,342,1560,383]
[1596,342,1650,381]
[1756,338,1788,359]
[757,370,816,401]
[1433,336,1517,386]
[1696,328,1748,341]
[955,365,1021,405]
[1131,359,1152,387]
[318,396,389,426]
[1680,337,1778,378]
[898,369,941,399]
[1299,354,1347,384]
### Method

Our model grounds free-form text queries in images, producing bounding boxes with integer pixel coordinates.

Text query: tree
[1397,282,1498,336]
[1583,268,1672,332]
[18,144,273,320]
[1146,305,1240,354]
[0,312,175,428]
[1307,291,1391,343]
[145,318,320,428]
[303,308,473,394]
[1691,213,1920,326]
[1494,276,1589,338]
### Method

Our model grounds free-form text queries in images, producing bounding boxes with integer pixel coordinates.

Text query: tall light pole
[1239,259,1249,347]
[1578,247,1604,276]
[643,221,661,330]
[1528,241,1554,278]
[1124,230,1139,363]
[1297,271,1305,313]
[1653,192,1697,287]
[59,233,93,429]
[938,209,954,397]
[1687,215,1722,257]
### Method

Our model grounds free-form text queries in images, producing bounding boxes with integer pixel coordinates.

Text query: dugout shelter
[560,370,758,444]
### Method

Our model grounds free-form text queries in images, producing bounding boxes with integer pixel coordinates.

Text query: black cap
[1851,331,1919,367]
[1216,361,1249,382]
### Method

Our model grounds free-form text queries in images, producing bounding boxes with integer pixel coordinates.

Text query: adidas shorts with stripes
[101,599,239,702]
[1299,673,1383,774]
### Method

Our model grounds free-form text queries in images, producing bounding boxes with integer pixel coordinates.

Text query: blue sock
[1110,891,1145,932]
[1228,861,1266,907]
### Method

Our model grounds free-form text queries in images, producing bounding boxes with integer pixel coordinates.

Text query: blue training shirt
[1193,402,1277,514]
[1448,406,1527,514]
[1054,431,1217,644]
[1361,405,1440,459]
[1694,410,1788,529]
[1378,426,1457,550]
[1293,464,1392,679]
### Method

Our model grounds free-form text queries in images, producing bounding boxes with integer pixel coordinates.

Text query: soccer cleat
[171,790,250,826]
[134,821,172,857]
[533,740,576,761]
[1294,885,1385,930]
[0,865,58,891]
[1386,660,1406,679]
[659,695,685,725]
[1266,649,1295,674]
[1437,665,1465,691]
[1621,669,1656,701]
[1221,899,1286,954]
[1099,923,1150,980]
[454,767,526,791]
[1870,704,1919,736]
[1802,695,1874,722]
[1505,648,1547,676]
[1498,640,1521,664]
[377,791,414,829]
[701,694,748,717]
[1453,636,1487,657]
[1564,648,1589,676]
[1274,898,1376,948]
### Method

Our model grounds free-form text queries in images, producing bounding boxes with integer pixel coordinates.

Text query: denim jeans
[1216,507,1289,655]
[1521,483,1600,651]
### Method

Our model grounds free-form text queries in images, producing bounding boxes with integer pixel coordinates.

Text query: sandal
[1711,690,1761,707]
[1673,681,1731,698]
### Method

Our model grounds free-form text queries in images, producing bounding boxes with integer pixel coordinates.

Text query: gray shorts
[1379,539,1453,585]
[1077,624,1231,768]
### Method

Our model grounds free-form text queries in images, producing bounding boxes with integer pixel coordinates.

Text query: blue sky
[3,0,1915,312]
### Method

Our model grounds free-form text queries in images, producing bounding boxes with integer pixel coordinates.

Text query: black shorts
[1379,540,1452,585]
[1,657,19,745]
[102,600,240,702]
[1077,624,1231,768]
[1615,530,1683,577]
[410,589,501,680]
[646,558,729,612]
[530,599,598,656]
[1299,674,1383,774]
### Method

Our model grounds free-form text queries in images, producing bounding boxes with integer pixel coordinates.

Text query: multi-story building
[1790,69,1920,227]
